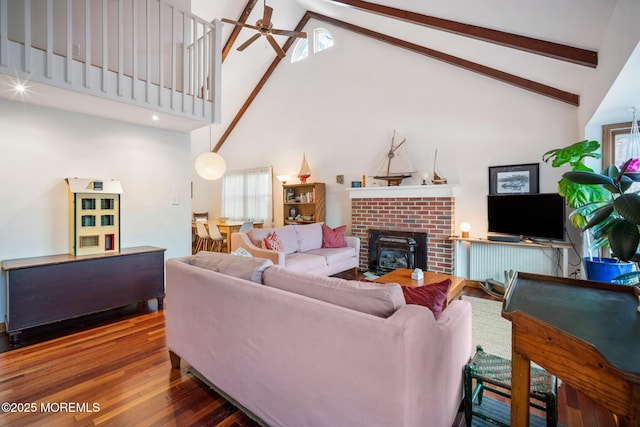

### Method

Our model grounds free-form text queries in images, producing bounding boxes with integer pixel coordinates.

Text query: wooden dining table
[192,220,263,253]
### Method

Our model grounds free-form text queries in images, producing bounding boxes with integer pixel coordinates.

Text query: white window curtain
[222,166,272,223]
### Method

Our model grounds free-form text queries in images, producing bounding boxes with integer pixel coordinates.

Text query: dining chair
[208,222,228,252]
[239,221,254,233]
[193,212,209,221]
[194,220,213,253]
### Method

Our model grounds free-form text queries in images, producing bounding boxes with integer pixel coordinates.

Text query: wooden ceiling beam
[214,12,313,152]
[309,12,579,106]
[222,0,259,63]
[327,0,598,68]
[214,9,580,152]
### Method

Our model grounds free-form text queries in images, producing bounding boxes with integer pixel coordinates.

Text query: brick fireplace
[348,185,455,274]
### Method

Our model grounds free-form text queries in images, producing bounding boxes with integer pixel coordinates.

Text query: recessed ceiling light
[14,83,26,93]
[151,114,160,121]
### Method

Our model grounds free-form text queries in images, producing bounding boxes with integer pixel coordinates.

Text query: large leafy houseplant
[542,140,610,227]
[563,159,640,283]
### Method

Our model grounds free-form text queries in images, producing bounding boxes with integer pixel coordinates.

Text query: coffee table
[374,268,466,309]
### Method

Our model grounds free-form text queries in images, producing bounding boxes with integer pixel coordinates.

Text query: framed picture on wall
[488,163,539,194]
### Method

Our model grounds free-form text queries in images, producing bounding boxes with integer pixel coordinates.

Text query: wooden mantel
[347,184,457,199]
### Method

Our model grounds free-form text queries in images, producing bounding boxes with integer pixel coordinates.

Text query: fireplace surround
[348,185,455,275]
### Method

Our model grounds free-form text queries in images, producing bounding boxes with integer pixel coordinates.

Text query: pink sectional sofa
[230,222,360,276]
[166,251,473,427]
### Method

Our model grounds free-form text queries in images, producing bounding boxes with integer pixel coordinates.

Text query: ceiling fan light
[195,152,227,180]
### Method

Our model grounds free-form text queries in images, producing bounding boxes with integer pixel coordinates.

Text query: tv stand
[487,234,521,243]
[453,237,571,281]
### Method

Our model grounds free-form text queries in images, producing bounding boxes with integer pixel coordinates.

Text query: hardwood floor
[0,288,618,426]
[0,301,260,427]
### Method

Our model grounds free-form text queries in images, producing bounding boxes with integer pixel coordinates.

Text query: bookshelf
[283,182,325,225]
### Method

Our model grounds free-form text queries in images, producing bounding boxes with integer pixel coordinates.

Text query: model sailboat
[298,153,311,183]
[373,130,415,186]
[431,148,447,184]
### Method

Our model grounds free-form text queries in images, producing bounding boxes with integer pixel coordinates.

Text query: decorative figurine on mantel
[298,152,311,183]
[66,177,123,256]
[373,129,415,186]
[431,148,448,184]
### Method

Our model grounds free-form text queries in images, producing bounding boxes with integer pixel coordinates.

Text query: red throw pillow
[322,224,347,248]
[262,232,285,252]
[402,278,451,319]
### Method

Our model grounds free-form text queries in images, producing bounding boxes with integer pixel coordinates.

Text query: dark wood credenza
[2,246,165,345]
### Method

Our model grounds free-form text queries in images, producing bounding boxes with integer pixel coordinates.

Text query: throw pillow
[262,232,285,252]
[230,247,252,257]
[402,278,451,319]
[321,224,346,248]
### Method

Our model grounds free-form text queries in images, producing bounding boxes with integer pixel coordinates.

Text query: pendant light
[195,126,226,180]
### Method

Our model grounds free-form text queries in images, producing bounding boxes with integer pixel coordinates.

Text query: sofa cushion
[294,222,323,252]
[250,226,298,254]
[282,252,327,272]
[305,247,357,265]
[262,266,405,317]
[189,251,228,271]
[322,224,347,248]
[218,256,274,283]
[402,279,451,319]
[189,251,273,283]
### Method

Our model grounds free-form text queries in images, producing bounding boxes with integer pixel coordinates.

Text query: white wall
[0,100,192,324]
[579,0,640,131]
[204,20,579,241]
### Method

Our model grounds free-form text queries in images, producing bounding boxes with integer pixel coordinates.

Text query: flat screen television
[487,193,566,241]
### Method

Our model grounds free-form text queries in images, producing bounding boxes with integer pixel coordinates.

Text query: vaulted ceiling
[194,0,639,144]
[1,1,635,134]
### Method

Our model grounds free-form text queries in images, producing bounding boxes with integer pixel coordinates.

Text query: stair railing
[0,0,221,123]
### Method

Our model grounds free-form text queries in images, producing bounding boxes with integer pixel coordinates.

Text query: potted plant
[542,140,609,227]
[563,160,640,284]
[543,140,635,283]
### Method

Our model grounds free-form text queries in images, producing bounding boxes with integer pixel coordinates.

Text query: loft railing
[0,0,221,123]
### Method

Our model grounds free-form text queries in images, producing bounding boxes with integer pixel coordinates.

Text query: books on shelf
[299,191,315,203]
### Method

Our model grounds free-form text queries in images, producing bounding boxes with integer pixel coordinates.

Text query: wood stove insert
[368,229,428,274]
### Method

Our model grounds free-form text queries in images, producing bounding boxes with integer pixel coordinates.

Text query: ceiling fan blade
[237,33,262,51]
[263,5,273,25]
[266,34,285,58]
[221,18,240,25]
[222,18,260,31]
[272,29,307,38]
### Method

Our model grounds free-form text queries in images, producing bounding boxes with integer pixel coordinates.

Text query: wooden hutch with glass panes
[283,182,325,225]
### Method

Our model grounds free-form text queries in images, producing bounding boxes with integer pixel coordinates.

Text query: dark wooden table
[375,268,466,309]
[502,272,640,427]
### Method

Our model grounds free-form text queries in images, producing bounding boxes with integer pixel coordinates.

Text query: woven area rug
[464,295,512,360]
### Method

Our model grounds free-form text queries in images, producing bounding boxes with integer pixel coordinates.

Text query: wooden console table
[502,272,640,426]
[2,246,165,346]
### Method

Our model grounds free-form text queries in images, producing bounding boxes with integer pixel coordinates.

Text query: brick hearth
[349,185,455,274]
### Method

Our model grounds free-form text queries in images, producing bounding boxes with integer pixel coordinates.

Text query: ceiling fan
[222,1,307,58]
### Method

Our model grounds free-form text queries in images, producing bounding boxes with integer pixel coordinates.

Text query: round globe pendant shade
[195,152,227,180]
